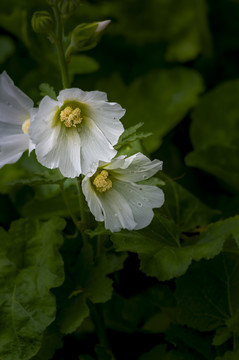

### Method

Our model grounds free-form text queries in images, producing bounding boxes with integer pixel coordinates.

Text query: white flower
[0,71,34,168]
[82,152,165,232]
[29,89,125,178]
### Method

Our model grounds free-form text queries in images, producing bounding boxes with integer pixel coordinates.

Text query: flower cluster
[0,71,164,232]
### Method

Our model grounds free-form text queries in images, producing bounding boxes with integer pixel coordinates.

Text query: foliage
[1,0,239,359]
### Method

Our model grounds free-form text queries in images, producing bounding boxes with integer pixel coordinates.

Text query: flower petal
[58,88,108,104]
[87,101,125,145]
[82,178,104,222]
[114,180,165,230]
[98,188,136,232]
[106,153,163,182]
[0,133,28,167]
[80,116,117,175]
[0,71,33,121]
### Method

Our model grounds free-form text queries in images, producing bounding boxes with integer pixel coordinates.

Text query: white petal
[82,177,104,221]
[107,153,163,182]
[98,188,136,232]
[113,181,165,230]
[0,133,28,167]
[87,101,125,145]
[96,20,111,32]
[0,121,22,137]
[80,116,117,175]
[82,174,137,232]
[58,88,108,104]
[29,97,61,158]
[37,126,82,178]
[0,71,33,118]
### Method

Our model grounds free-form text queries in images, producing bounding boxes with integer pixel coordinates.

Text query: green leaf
[39,83,57,100]
[112,178,218,281]
[32,324,63,360]
[69,55,99,77]
[104,284,175,334]
[216,349,239,360]
[175,239,239,334]
[0,217,65,360]
[186,79,239,192]
[97,68,204,152]
[115,122,151,153]
[57,242,127,334]
[138,344,192,360]
[190,80,239,150]
[0,8,30,48]
[166,325,215,360]
[185,145,239,193]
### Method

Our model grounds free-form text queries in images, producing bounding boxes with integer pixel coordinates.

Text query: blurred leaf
[187,80,239,192]
[98,68,204,152]
[185,145,239,193]
[190,80,239,150]
[0,36,15,64]
[0,217,65,360]
[216,349,239,360]
[39,83,57,100]
[0,8,30,48]
[69,55,99,83]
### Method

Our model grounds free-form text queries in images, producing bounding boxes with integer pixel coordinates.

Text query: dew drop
[137,202,142,207]
[143,175,147,179]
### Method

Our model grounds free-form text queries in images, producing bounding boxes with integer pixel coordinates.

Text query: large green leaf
[190,80,239,150]
[57,242,127,334]
[112,178,219,281]
[175,240,239,335]
[0,217,65,360]
[112,215,239,281]
[185,145,239,193]
[98,68,204,153]
[187,79,239,192]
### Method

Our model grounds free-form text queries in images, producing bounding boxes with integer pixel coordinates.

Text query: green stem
[75,177,89,244]
[52,5,69,89]
[87,301,111,349]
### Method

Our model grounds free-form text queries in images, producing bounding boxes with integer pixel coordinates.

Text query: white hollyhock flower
[0,71,34,167]
[30,89,125,178]
[82,152,165,232]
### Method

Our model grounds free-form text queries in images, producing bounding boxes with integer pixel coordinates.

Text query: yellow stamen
[60,106,83,128]
[93,170,112,193]
[22,118,30,134]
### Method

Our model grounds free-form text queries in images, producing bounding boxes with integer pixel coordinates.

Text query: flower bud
[70,20,111,52]
[31,11,53,34]
[59,0,80,17]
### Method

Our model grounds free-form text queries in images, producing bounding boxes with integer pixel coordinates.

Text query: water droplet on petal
[137,202,142,207]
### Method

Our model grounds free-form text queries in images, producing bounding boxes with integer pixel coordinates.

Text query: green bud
[70,20,111,52]
[31,11,53,34]
[59,0,80,17]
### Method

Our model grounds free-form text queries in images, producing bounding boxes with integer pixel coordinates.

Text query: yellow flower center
[60,106,83,128]
[22,118,30,134]
[93,170,112,193]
